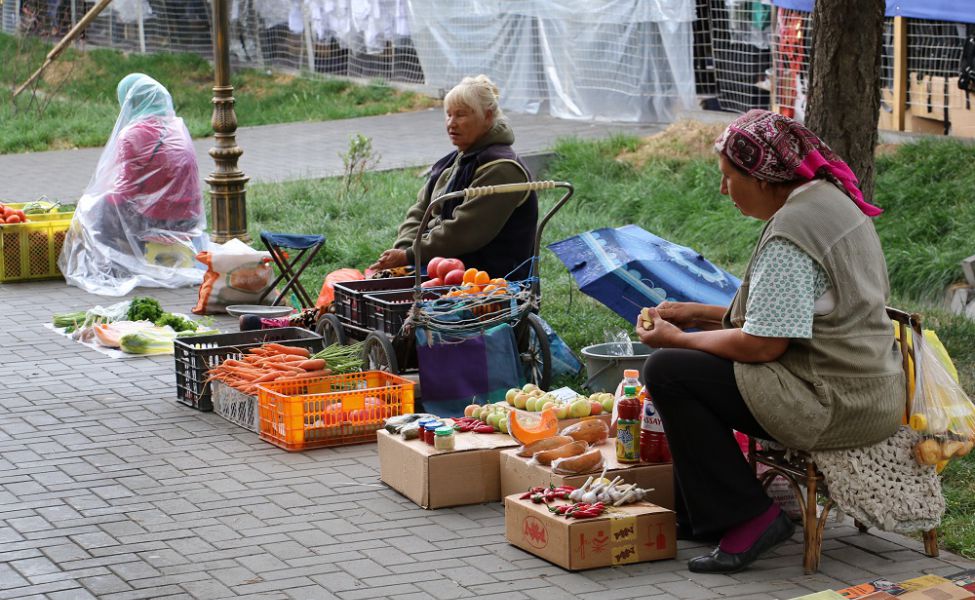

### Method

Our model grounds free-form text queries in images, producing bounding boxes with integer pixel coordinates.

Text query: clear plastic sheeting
[407,0,697,122]
[58,74,207,297]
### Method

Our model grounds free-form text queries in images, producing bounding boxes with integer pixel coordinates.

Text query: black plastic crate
[173,327,325,411]
[332,276,426,328]
[362,289,441,335]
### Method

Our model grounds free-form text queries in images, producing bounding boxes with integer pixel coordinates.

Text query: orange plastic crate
[257,371,415,451]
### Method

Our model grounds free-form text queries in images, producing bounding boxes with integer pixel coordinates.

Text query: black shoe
[687,512,796,574]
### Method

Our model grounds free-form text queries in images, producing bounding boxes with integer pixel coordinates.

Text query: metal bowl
[225,305,294,318]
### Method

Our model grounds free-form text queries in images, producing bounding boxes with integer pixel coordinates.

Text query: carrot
[264,343,310,357]
[222,359,249,368]
[282,371,327,381]
[298,359,327,371]
[252,371,281,383]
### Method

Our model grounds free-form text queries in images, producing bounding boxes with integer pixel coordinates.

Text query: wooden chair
[748,307,939,574]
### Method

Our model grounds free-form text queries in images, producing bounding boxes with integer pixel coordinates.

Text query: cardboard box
[377,429,518,509]
[499,442,674,509]
[899,582,973,600]
[504,494,675,570]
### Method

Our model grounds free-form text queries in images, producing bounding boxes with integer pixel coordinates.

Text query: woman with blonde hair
[371,75,537,280]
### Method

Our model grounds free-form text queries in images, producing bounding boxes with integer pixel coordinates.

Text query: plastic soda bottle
[640,389,671,463]
[616,385,642,463]
[611,369,643,425]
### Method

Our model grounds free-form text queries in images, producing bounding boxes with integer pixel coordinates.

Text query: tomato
[426,256,444,278]
[420,278,443,288]
[443,269,465,285]
[4,215,21,224]
[436,258,464,280]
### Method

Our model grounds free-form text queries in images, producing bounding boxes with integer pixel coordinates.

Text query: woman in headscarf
[369,74,537,280]
[59,73,206,296]
[636,110,902,573]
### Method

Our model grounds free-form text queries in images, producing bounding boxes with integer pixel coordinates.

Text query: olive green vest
[723,181,904,451]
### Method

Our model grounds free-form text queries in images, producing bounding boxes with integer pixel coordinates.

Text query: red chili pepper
[530,493,545,504]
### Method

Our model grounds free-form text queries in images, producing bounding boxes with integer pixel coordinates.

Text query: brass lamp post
[206,0,249,243]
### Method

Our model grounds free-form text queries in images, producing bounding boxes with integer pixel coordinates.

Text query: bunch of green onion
[311,342,365,374]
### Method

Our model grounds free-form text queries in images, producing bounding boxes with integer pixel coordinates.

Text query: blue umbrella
[548,225,741,324]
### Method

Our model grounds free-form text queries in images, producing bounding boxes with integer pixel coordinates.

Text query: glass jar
[433,426,455,451]
[423,421,443,445]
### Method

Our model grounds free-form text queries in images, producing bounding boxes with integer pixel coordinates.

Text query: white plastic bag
[193,239,274,314]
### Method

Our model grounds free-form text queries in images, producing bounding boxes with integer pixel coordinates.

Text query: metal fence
[3,0,974,127]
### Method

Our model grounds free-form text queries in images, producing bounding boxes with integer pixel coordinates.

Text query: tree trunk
[806,0,885,201]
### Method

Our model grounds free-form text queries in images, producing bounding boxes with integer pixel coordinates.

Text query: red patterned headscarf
[714,109,882,217]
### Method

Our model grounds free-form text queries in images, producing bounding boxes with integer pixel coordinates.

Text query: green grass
[0,32,433,154]
[244,133,975,557]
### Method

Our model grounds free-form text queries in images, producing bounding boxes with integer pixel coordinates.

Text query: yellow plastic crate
[0,218,73,282]
[5,202,75,222]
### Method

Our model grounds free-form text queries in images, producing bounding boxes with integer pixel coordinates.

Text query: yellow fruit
[909,412,928,432]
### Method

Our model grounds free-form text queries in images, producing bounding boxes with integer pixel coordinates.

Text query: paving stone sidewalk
[0,278,972,600]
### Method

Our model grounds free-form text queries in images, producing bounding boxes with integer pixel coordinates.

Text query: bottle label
[641,400,665,433]
[616,421,641,462]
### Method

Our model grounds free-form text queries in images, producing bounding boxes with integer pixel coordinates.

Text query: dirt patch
[874,143,900,157]
[40,53,90,88]
[617,120,727,168]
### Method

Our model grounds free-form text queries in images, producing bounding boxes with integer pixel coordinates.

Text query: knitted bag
[811,426,944,534]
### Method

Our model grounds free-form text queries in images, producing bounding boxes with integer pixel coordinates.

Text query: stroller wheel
[362,332,399,374]
[519,313,551,390]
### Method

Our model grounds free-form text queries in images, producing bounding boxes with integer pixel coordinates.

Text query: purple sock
[719,504,781,554]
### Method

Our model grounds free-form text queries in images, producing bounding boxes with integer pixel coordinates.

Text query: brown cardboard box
[504,494,676,570]
[499,443,674,509]
[899,582,973,599]
[377,429,518,509]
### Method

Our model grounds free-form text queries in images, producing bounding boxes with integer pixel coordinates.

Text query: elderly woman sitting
[370,74,537,281]
[636,110,902,573]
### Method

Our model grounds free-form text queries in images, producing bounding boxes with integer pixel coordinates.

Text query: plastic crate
[173,327,325,412]
[0,218,73,282]
[212,382,259,432]
[257,370,415,451]
[362,288,441,335]
[332,276,427,328]
[7,202,75,221]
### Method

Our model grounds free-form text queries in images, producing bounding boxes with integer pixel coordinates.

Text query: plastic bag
[58,75,207,296]
[909,333,975,467]
[193,239,274,315]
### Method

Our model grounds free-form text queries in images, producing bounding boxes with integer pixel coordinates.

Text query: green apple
[601,394,615,414]
[505,388,519,405]
[555,404,569,420]
[541,401,557,412]
[525,397,538,412]
[498,417,509,434]
[464,404,479,417]
[569,399,591,418]
[513,392,529,410]
[486,413,501,429]
[522,383,539,393]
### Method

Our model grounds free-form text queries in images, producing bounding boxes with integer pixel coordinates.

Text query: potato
[914,439,942,465]
[640,307,654,330]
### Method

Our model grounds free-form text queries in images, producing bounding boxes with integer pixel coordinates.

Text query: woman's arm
[636,308,788,363]
[655,301,728,331]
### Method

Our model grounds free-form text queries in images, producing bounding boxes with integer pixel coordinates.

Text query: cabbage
[119,327,178,355]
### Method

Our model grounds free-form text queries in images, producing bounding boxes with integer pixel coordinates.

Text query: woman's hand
[654,301,701,330]
[369,249,408,272]
[635,307,684,349]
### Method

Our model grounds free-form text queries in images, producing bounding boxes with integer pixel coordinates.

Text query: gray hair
[444,75,505,123]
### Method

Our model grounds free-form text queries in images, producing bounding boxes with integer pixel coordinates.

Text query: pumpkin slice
[507,407,558,445]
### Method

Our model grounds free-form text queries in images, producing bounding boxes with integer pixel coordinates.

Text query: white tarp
[406,0,696,122]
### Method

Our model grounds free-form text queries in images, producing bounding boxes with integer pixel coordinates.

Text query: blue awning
[771,0,975,24]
